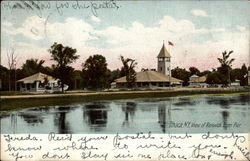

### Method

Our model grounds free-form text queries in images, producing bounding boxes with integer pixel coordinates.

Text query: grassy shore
[1,87,249,111]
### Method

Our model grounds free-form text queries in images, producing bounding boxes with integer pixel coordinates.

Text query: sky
[1,0,250,72]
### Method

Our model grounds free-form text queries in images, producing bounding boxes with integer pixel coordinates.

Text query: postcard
[1,0,249,160]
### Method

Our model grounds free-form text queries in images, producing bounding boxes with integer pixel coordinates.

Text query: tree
[6,47,18,91]
[108,69,121,84]
[189,67,200,76]
[171,67,190,86]
[120,56,137,88]
[82,54,109,89]
[200,70,211,77]
[231,64,248,86]
[206,72,223,84]
[0,65,9,91]
[48,42,79,92]
[72,70,83,89]
[217,50,235,85]
[21,59,45,77]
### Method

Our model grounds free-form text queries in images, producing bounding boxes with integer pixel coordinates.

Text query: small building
[17,72,68,93]
[114,70,183,88]
[189,74,208,88]
[231,79,240,86]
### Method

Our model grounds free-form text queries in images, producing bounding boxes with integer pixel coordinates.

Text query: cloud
[191,9,208,17]
[45,17,97,47]
[2,16,46,40]
[91,16,101,23]
[2,15,248,71]
[236,25,246,32]
[2,16,98,47]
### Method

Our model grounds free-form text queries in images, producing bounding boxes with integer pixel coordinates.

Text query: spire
[157,43,171,58]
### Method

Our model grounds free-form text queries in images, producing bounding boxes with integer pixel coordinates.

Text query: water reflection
[158,102,172,133]
[54,106,72,134]
[238,94,250,105]
[221,111,229,130]
[122,102,137,126]
[83,104,108,130]
[20,113,43,125]
[11,114,17,134]
[174,97,196,106]
[205,94,250,109]
[0,93,249,134]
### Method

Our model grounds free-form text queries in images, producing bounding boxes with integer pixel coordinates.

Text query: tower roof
[157,44,171,58]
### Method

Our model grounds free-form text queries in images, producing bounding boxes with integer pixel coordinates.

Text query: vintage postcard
[0,0,249,160]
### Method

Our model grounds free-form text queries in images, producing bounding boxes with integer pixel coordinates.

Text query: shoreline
[1,87,249,100]
[1,87,249,111]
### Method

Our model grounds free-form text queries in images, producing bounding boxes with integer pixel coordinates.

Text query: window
[158,58,164,62]
[166,58,170,62]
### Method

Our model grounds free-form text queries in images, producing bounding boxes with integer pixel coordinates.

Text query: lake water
[0,93,249,134]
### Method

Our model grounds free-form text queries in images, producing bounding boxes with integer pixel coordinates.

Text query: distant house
[17,72,68,93]
[189,74,208,88]
[114,70,183,88]
[231,79,240,86]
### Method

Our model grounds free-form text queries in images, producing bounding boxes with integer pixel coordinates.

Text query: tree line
[171,51,249,86]
[1,43,249,91]
[1,43,138,91]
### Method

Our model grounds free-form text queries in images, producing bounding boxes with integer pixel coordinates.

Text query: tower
[157,43,171,76]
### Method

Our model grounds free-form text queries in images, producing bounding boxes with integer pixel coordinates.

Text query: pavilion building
[113,43,183,88]
[17,72,68,93]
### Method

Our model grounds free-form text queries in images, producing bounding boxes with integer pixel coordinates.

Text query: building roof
[189,75,207,83]
[17,72,57,83]
[115,70,183,83]
[190,74,199,78]
[157,44,171,58]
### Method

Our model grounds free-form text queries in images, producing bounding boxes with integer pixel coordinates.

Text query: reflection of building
[189,74,208,88]
[84,104,108,126]
[113,43,182,88]
[20,113,43,125]
[158,103,171,133]
[17,72,68,92]
[54,106,71,134]
[222,111,229,130]
[122,102,137,125]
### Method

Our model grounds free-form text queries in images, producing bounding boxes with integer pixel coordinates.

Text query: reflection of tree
[83,104,108,128]
[11,114,17,134]
[238,94,250,106]
[207,97,231,130]
[54,106,71,134]
[206,97,232,109]
[221,111,229,130]
[20,113,43,125]
[122,102,137,126]
[174,97,195,106]
[158,102,171,133]
[19,107,52,126]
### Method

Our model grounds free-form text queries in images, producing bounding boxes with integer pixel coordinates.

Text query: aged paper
[1,0,249,161]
